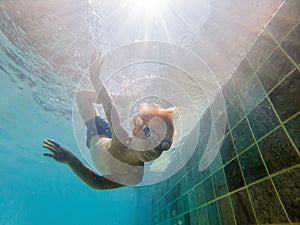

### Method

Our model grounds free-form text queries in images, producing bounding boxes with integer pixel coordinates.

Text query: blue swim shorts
[85,116,112,148]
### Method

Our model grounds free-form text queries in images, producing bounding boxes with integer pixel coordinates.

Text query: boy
[43,52,176,190]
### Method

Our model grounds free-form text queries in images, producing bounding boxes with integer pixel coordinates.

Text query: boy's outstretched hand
[43,139,75,164]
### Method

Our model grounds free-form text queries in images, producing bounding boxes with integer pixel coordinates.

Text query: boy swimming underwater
[42,51,176,190]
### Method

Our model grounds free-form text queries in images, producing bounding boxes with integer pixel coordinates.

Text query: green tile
[211,93,226,122]
[217,196,236,225]
[238,74,266,114]
[209,152,223,174]
[200,109,212,135]
[227,96,244,129]
[194,183,205,207]
[203,176,215,202]
[281,23,300,65]
[159,209,167,223]
[170,217,181,225]
[247,97,280,141]
[231,118,254,154]
[239,145,268,184]
[212,168,228,197]
[231,189,256,225]
[200,165,211,181]
[214,113,228,141]
[195,136,208,157]
[178,194,189,215]
[248,179,289,224]
[181,176,190,195]
[257,47,295,93]
[175,182,183,197]
[224,158,245,192]
[198,207,210,225]
[272,168,300,223]
[258,127,300,174]
[187,189,198,210]
[188,165,202,187]
[284,113,300,152]
[192,207,209,225]
[231,58,254,91]
[187,152,199,170]
[269,69,300,121]
[247,29,277,72]
[207,202,220,225]
[196,131,210,159]
[166,187,177,205]
[220,133,236,164]
[224,120,230,136]
[184,212,191,225]
[222,78,237,105]
[170,200,179,218]
[266,0,300,43]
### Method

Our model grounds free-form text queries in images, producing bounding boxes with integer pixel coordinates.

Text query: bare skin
[43,51,168,190]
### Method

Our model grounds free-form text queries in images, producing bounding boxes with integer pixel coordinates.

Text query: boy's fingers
[43,153,56,159]
[44,139,59,147]
[42,144,58,153]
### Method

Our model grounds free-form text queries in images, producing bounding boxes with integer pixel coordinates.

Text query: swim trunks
[85,116,112,148]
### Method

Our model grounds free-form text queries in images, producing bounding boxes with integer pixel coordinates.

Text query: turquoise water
[0,22,152,225]
[0,78,155,224]
[0,1,284,224]
[0,58,153,225]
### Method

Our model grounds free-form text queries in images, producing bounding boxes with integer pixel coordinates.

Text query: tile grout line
[267,21,300,69]
[157,17,299,225]
[156,163,300,224]
[228,62,296,135]
[152,126,218,208]
[254,74,294,222]
[222,116,250,225]
[246,19,299,77]
[233,93,260,224]
[209,169,223,225]
[152,13,300,225]
[153,110,299,218]
[154,112,297,217]
[152,126,216,205]
[265,67,297,96]
[228,191,238,225]
[224,0,286,92]
[154,55,299,223]
[164,163,300,222]
[261,66,299,157]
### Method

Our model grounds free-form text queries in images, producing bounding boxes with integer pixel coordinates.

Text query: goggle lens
[143,125,171,151]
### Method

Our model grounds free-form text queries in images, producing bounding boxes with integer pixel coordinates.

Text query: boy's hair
[137,103,177,138]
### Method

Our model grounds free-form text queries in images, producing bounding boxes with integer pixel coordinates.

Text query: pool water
[1,0,299,225]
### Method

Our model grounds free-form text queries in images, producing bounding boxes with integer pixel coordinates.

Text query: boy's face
[131,116,167,143]
[131,115,172,162]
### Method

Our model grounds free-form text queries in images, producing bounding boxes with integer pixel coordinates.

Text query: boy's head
[131,103,177,162]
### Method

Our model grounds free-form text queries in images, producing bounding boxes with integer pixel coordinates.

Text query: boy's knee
[76,90,96,104]
[75,91,85,102]
[75,91,90,106]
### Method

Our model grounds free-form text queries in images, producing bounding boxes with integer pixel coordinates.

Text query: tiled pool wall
[149,1,300,224]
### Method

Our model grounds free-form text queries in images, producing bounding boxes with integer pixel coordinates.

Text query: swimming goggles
[143,125,171,151]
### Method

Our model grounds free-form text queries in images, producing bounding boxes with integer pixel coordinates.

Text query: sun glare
[126,0,170,20]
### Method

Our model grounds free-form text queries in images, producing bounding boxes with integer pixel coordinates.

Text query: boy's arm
[89,51,129,140]
[42,139,126,190]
